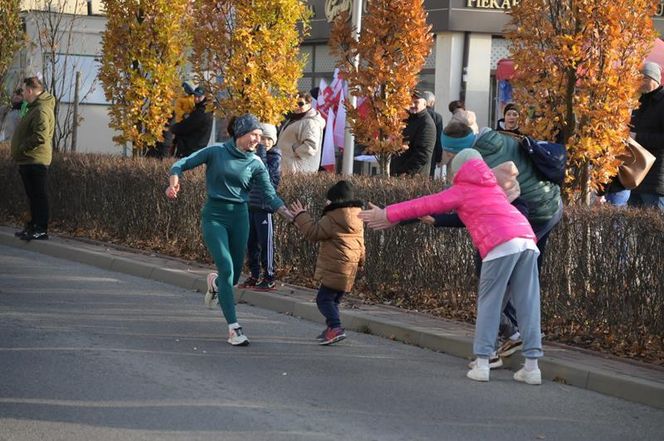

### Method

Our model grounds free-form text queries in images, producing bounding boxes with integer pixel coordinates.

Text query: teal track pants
[201,200,250,325]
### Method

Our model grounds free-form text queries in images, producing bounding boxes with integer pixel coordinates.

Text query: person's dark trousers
[316,285,345,329]
[530,199,564,270]
[247,209,275,280]
[18,164,49,232]
[627,192,664,211]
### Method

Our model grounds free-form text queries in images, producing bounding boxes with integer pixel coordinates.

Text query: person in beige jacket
[289,180,365,345]
[277,91,326,174]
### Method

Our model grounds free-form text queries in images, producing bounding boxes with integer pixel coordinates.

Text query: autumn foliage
[330,0,433,175]
[0,0,22,90]
[507,0,658,201]
[99,0,190,152]
[189,0,311,125]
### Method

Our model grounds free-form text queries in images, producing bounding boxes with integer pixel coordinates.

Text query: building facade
[4,1,114,154]
[4,1,664,154]
[305,0,664,128]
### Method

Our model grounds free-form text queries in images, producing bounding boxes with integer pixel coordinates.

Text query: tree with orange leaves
[330,0,433,176]
[507,0,658,202]
[99,0,190,154]
[189,0,311,125]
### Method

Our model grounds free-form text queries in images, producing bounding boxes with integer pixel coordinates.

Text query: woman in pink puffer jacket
[359,149,543,385]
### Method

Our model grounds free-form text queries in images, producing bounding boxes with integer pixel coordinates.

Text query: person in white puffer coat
[277,91,326,174]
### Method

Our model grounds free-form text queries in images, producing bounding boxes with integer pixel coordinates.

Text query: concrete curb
[2,229,663,409]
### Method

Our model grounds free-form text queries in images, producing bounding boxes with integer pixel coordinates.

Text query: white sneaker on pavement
[228,326,249,346]
[466,365,490,382]
[468,356,503,369]
[514,367,542,385]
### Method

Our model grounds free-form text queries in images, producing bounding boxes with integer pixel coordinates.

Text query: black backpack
[518,136,567,185]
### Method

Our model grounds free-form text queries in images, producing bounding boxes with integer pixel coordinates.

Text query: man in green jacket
[11,76,55,241]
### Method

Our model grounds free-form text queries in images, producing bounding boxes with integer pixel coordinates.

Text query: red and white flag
[320,108,336,172]
[334,89,346,150]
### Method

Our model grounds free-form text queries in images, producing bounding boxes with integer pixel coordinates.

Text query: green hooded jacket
[473,129,561,224]
[10,91,55,166]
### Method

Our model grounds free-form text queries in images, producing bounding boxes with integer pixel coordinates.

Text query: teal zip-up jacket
[473,129,561,224]
[170,140,284,212]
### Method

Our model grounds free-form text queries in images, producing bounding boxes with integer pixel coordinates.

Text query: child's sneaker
[496,338,522,357]
[513,367,542,385]
[256,277,276,291]
[238,276,259,288]
[315,328,327,341]
[319,327,346,345]
[468,355,503,369]
[205,272,218,309]
[228,326,249,346]
[466,365,490,382]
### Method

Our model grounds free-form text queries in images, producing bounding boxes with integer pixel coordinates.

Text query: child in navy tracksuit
[243,123,282,290]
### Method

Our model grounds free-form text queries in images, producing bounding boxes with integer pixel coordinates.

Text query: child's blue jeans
[316,285,345,329]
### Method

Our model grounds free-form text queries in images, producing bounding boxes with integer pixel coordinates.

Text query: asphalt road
[1,244,662,441]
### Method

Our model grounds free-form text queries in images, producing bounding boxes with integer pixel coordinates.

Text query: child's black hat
[326,180,354,203]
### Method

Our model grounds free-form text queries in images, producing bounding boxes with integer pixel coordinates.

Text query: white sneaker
[514,367,542,385]
[466,365,490,382]
[468,356,503,369]
[228,326,249,346]
[205,273,218,309]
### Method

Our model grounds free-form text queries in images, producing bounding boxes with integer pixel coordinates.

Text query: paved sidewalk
[2,225,663,410]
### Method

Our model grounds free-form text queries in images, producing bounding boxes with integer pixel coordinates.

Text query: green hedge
[1,145,662,363]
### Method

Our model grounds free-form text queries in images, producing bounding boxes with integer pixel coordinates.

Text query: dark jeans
[19,164,49,232]
[627,192,664,211]
[247,209,275,279]
[316,285,345,329]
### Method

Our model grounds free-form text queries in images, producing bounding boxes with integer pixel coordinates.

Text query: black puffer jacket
[392,109,436,176]
[632,86,664,195]
[171,99,213,158]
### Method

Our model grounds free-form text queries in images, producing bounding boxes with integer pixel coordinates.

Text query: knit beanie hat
[449,148,482,176]
[232,114,262,139]
[326,180,355,203]
[260,123,278,144]
[182,81,196,95]
[642,62,661,84]
[503,102,519,115]
[442,119,475,153]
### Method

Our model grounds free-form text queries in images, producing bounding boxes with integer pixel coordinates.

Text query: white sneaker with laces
[228,326,249,346]
[514,367,542,385]
[466,365,490,382]
[205,273,218,309]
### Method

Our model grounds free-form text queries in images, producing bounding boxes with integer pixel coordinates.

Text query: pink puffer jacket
[386,159,536,258]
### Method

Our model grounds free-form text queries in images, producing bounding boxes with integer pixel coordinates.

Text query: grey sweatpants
[475,249,543,359]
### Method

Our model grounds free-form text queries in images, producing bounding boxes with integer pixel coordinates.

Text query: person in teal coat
[166,114,292,346]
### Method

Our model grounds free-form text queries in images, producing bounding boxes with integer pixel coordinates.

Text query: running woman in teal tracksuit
[166,114,291,346]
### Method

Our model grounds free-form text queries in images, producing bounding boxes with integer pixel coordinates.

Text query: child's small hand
[419,215,435,225]
[276,206,294,222]
[289,200,307,218]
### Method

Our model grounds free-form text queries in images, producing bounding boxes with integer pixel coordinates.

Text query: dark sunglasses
[297,101,306,107]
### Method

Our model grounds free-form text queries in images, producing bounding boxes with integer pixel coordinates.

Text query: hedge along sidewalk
[2,225,663,410]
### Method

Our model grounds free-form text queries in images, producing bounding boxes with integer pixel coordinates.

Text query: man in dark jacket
[628,62,664,210]
[391,90,436,177]
[171,86,213,158]
[10,76,55,241]
[422,91,444,177]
